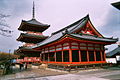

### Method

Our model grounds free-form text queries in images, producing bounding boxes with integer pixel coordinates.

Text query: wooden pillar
[94,51,96,61]
[79,50,81,62]
[86,44,89,62]
[55,45,56,62]
[69,50,72,62]
[40,54,42,61]
[48,53,50,61]
[48,47,50,61]
[78,42,81,62]
[100,51,103,61]
[104,51,106,61]
[62,44,64,62]
[69,40,72,62]
[43,54,45,61]
[43,48,45,61]
[62,51,64,62]
[87,51,89,62]
[55,52,56,62]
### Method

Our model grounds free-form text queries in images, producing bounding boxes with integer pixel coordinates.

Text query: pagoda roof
[111,1,120,10]
[18,19,50,32]
[15,46,41,54]
[70,34,118,43]
[32,33,118,48]
[17,33,48,43]
[31,15,118,48]
[106,45,120,57]
[52,14,103,37]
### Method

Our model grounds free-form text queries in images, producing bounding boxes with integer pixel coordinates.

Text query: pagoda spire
[32,1,35,19]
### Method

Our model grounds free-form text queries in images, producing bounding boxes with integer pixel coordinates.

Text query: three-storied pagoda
[32,14,118,66]
[16,2,50,58]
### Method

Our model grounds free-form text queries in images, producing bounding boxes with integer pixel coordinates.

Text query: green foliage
[0,52,19,64]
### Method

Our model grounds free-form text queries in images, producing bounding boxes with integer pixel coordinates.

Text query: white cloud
[0,0,119,52]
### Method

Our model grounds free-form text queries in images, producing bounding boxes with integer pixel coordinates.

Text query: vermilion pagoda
[16,2,50,59]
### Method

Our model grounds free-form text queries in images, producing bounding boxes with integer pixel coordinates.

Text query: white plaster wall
[106,58,117,64]
[116,55,120,61]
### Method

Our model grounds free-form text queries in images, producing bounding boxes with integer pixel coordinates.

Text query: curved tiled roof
[106,45,120,57]
[111,1,120,10]
[31,15,88,48]
[31,15,118,48]
[18,19,50,32]
[22,19,50,27]
[70,34,118,43]
[17,33,48,43]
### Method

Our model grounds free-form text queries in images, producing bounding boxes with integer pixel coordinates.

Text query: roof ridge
[22,19,50,26]
[69,17,88,33]
[107,46,120,56]
[52,15,89,35]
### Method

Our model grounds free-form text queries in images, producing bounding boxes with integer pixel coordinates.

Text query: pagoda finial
[32,1,35,19]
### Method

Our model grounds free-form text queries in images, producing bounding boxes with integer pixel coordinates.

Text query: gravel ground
[0,68,120,80]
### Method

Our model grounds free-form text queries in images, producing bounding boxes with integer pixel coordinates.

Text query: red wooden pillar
[47,47,49,62]
[55,45,56,62]
[69,49,72,62]
[86,43,89,62]
[79,50,81,62]
[94,51,96,61]
[93,44,96,61]
[100,51,103,61]
[62,44,64,62]
[69,39,72,62]
[62,51,64,62]
[55,52,56,62]
[78,42,81,62]
[87,51,89,62]
[43,48,45,62]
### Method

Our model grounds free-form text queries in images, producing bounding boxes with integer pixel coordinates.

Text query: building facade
[32,15,118,65]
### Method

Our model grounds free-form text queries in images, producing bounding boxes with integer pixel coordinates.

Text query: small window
[45,48,48,50]
[88,44,93,46]
[63,46,69,49]
[41,51,44,53]
[80,43,86,46]
[56,48,62,51]
[101,45,104,50]
[63,43,69,46]
[45,50,48,53]
[71,42,78,45]
[42,49,44,51]
[95,47,100,50]
[49,49,55,52]
[56,45,62,48]
[88,47,94,50]
[41,49,44,53]
[80,46,87,50]
[95,44,100,47]
[71,46,78,49]
[49,46,55,49]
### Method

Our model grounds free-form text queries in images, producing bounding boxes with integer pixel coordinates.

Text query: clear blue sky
[0,0,119,53]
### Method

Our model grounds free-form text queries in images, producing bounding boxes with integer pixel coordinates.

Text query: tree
[0,13,13,37]
[0,52,19,64]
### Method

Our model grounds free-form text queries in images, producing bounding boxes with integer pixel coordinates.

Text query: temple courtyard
[1,67,120,80]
